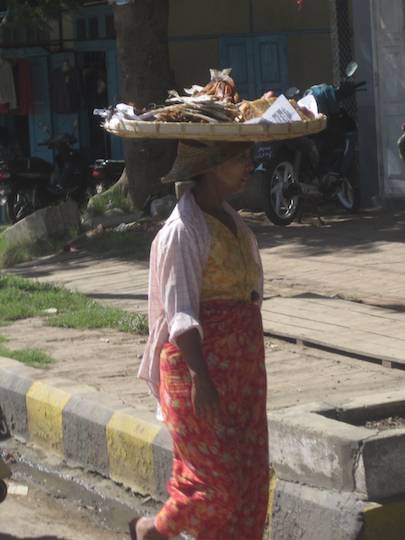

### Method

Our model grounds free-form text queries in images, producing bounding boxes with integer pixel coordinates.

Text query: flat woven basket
[103,114,327,142]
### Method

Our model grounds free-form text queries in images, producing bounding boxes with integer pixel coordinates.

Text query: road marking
[26,381,71,454]
[107,410,161,495]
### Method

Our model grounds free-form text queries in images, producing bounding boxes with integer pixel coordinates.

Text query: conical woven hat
[162,140,251,183]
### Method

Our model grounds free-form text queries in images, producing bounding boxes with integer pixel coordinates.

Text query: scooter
[89,158,125,194]
[0,457,10,503]
[0,410,11,504]
[0,126,90,224]
[255,61,366,225]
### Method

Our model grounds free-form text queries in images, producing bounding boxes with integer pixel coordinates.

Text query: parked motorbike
[0,408,11,504]
[89,158,125,194]
[256,61,366,226]
[0,129,90,224]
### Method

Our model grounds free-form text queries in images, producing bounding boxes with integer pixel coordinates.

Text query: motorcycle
[0,128,90,224]
[0,408,11,504]
[89,158,125,194]
[256,61,366,226]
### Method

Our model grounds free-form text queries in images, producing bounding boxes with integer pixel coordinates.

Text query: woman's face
[213,150,254,195]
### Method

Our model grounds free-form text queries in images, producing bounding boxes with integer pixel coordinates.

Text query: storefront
[0,0,333,171]
[0,3,123,166]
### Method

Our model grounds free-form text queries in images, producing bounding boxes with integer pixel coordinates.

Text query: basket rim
[103,114,327,142]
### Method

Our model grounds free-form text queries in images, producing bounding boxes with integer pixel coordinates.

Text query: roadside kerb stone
[359,428,405,500]
[268,405,375,493]
[268,477,365,540]
[26,378,97,455]
[0,357,38,438]
[106,408,163,497]
[0,356,173,501]
[152,427,173,500]
[269,388,405,500]
[62,390,120,477]
[268,476,405,540]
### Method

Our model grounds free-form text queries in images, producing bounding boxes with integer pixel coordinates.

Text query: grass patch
[0,338,54,368]
[51,303,148,334]
[0,274,148,334]
[88,188,133,217]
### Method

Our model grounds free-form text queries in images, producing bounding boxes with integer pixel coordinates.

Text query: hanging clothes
[0,58,17,109]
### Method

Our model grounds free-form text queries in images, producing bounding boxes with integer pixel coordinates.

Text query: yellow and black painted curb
[2,356,405,540]
[0,357,171,500]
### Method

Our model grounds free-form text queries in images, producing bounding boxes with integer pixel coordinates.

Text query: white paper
[246,94,302,124]
[115,103,140,120]
[8,482,28,496]
[298,94,319,117]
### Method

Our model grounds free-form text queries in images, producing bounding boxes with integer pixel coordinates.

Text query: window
[76,18,87,40]
[105,14,115,38]
[88,17,99,39]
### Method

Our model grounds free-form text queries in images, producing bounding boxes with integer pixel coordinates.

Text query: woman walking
[134,140,269,540]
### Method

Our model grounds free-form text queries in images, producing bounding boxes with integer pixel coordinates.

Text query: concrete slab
[269,406,375,492]
[0,358,38,438]
[269,478,365,540]
[270,391,405,500]
[262,296,405,368]
[360,429,405,500]
[63,391,118,477]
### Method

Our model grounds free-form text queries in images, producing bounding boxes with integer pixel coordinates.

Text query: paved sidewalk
[6,207,405,368]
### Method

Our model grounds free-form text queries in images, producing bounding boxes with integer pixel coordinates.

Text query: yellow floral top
[201,213,261,302]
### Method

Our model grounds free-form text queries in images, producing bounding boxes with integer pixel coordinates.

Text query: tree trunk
[113,0,176,209]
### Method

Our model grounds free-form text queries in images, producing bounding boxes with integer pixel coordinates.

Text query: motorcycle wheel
[264,152,301,226]
[7,189,34,223]
[336,169,360,213]
[0,480,7,503]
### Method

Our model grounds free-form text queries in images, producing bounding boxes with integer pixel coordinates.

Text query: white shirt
[138,189,263,398]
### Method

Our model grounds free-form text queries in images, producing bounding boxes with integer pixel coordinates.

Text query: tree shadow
[249,208,405,257]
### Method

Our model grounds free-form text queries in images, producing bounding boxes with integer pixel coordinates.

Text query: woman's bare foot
[135,516,168,540]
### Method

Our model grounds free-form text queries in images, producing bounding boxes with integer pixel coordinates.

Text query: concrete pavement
[6,207,405,368]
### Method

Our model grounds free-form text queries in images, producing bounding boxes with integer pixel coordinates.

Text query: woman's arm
[176,328,221,425]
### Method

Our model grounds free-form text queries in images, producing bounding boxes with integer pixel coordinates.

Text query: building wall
[169,0,333,94]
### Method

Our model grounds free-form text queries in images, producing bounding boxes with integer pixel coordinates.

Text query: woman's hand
[176,329,221,424]
[191,373,221,425]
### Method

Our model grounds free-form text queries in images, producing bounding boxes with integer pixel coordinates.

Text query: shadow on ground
[249,208,405,256]
[3,208,405,280]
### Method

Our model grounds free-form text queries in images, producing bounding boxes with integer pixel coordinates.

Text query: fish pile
[96,68,315,124]
[136,69,241,123]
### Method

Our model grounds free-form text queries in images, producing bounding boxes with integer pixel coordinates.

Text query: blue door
[29,56,53,162]
[220,34,288,100]
[219,37,256,99]
[254,35,288,96]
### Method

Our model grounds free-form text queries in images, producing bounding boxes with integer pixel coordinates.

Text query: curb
[268,477,405,540]
[0,356,172,501]
[2,356,405,540]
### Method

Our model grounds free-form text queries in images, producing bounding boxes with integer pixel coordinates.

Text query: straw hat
[161,140,252,184]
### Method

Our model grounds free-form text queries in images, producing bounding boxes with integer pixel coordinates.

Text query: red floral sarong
[155,300,269,540]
